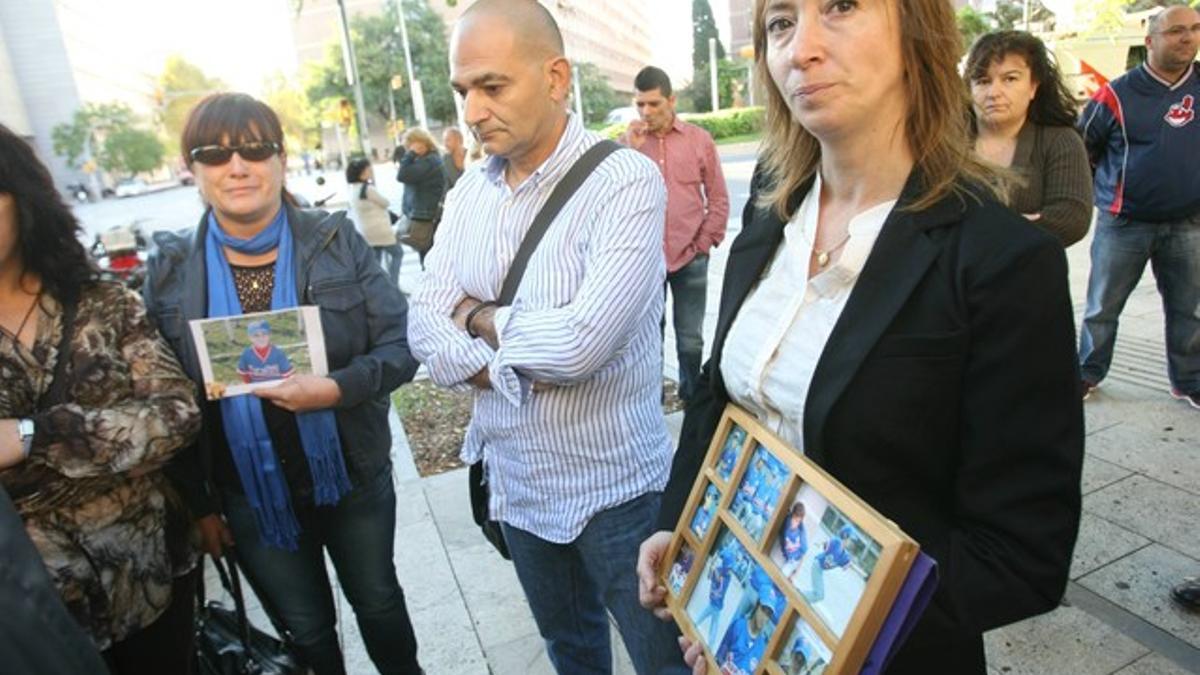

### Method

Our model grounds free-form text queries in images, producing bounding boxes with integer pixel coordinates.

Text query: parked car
[603,106,639,126]
[177,168,195,186]
[114,178,148,198]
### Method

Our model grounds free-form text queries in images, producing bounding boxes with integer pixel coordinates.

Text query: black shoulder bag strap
[470,139,622,561]
[36,299,79,410]
[497,139,621,305]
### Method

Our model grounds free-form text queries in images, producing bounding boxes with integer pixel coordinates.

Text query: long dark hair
[0,124,96,304]
[966,31,1079,129]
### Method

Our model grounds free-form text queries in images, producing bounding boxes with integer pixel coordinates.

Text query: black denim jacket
[142,202,418,517]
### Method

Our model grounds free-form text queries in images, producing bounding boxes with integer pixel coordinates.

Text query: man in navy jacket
[1078,5,1200,409]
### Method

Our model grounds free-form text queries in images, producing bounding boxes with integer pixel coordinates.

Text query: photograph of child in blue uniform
[779,617,832,675]
[192,306,323,400]
[774,501,809,583]
[668,543,696,596]
[734,563,787,628]
[714,598,777,675]
[783,485,877,637]
[686,530,751,649]
[716,425,747,483]
[805,526,855,606]
[691,483,721,539]
[237,319,296,383]
[730,447,788,541]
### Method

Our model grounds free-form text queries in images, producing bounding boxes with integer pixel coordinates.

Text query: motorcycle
[90,222,149,290]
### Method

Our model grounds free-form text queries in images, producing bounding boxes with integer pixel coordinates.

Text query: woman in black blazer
[636,1,1084,673]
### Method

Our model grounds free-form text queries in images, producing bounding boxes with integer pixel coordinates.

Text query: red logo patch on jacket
[1165,95,1195,128]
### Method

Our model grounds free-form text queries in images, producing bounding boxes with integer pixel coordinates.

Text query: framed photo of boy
[188,306,327,400]
[660,405,925,675]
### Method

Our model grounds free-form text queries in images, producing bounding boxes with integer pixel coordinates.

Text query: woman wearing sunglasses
[142,93,423,675]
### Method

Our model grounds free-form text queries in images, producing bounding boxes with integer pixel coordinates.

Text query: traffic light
[339,99,353,127]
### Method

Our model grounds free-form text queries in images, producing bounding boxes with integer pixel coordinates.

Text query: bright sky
[649,2,700,88]
[99,0,298,96]
[103,0,716,96]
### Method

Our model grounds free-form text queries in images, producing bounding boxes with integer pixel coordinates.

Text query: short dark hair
[634,66,672,97]
[345,157,372,184]
[965,31,1079,129]
[0,124,96,304]
[181,93,285,167]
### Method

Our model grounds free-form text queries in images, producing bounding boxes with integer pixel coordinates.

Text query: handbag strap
[198,552,254,653]
[35,299,78,411]
[497,139,621,305]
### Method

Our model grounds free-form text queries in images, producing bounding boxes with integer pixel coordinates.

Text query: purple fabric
[860,552,938,675]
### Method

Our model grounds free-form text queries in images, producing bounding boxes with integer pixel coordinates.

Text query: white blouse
[720,174,896,452]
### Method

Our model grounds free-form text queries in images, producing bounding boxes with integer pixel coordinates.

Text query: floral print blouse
[0,281,201,650]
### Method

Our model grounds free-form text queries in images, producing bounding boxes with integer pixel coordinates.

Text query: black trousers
[102,568,199,675]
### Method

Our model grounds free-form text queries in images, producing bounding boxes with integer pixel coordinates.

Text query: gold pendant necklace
[803,226,851,268]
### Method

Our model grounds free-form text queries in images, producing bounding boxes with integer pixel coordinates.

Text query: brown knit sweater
[1008,122,1094,247]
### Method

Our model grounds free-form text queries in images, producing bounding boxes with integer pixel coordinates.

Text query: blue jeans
[665,254,709,401]
[374,243,403,287]
[1079,211,1200,394]
[222,468,421,675]
[501,492,688,675]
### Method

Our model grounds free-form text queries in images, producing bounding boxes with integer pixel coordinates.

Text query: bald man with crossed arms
[408,1,689,673]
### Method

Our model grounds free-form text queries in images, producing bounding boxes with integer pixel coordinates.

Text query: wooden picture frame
[661,405,920,675]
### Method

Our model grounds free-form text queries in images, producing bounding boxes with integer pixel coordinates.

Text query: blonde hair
[753,0,1000,218]
[402,127,440,154]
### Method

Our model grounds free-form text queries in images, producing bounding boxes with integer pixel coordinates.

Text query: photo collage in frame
[661,406,920,675]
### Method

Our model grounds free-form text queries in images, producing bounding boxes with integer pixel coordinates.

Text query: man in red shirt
[622,66,730,401]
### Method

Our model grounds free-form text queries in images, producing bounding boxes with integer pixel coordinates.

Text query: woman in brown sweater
[967,30,1094,247]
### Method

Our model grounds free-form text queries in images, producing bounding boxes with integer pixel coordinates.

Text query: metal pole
[1023,0,1031,31]
[395,0,427,128]
[388,86,398,144]
[709,37,719,112]
[336,0,373,156]
[746,63,754,107]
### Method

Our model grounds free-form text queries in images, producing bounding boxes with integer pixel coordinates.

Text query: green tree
[263,73,320,152]
[51,103,163,177]
[691,0,728,112]
[575,62,620,125]
[100,127,164,176]
[991,0,1052,29]
[157,55,226,154]
[304,0,454,129]
[957,6,991,54]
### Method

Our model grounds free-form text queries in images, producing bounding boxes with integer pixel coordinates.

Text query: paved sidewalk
[208,201,1199,673]
[401,222,1197,674]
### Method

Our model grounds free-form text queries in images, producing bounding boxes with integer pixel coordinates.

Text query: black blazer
[658,168,1084,674]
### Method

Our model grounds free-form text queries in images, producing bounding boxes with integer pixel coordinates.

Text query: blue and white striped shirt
[408,113,673,543]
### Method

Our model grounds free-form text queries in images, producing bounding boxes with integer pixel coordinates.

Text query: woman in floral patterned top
[0,124,202,673]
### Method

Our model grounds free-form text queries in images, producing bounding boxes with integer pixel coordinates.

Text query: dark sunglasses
[189,141,281,165]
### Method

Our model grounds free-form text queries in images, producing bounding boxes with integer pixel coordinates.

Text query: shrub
[600,106,765,142]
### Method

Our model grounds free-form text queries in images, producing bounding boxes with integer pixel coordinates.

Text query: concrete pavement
[202,143,1199,674]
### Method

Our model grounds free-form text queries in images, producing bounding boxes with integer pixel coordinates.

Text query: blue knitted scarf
[206,207,351,550]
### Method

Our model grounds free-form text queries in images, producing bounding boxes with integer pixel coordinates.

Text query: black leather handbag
[194,553,303,675]
[465,140,621,560]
